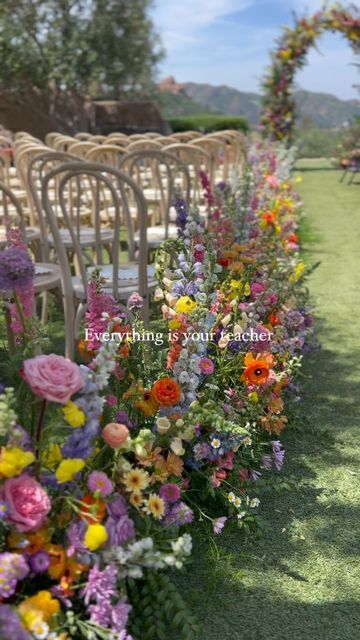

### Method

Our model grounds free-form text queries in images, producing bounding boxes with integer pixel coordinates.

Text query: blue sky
[151,0,359,99]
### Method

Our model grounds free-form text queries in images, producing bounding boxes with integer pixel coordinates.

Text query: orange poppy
[243,352,274,385]
[135,389,159,417]
[152,378,181,406]
[79,494,106,524]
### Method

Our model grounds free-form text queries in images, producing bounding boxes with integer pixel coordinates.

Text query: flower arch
[260,4,360,142]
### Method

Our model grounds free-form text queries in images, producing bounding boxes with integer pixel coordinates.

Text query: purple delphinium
[173,191,188,235]
[0,247,35,291]
[272,441,285,471]
[0,605,32,640]
[164,501,194,527]
[67,520,87,556]
[213,516,227,535]
[106,495,135,546]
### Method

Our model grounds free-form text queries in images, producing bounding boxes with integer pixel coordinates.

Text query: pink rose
[102,423,129,448]
[1,475,51,532]
[22,354,84,404]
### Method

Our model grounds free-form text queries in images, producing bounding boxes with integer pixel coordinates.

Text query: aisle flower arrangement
[0,143,313,639]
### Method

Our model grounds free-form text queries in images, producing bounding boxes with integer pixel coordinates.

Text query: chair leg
[63,294,76,360]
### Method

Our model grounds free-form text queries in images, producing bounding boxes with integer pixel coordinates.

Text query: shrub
[168,114,249,134]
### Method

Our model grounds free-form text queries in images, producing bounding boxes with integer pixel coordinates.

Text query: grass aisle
[177,159,360,640]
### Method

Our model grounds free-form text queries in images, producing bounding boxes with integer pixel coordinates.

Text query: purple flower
[67,521,87,556]
[164,501,194,526]
[81,562,118,606]
[115,409,134,429]
[127,292,144,311]
[250,469,262,482]
[199,357,214,375]
[0,605,32,640]
[107,495,128,518]
[271,441,285,471]
[261,454,272,470]
[29,551,50,574]
[213,516,227,534]
[173,192,188,234]
[0,247,35,291]
[159,483,181,503]
[0,553,29,599]
[106,515,135,546]
[193,442,211,460]
[110,597,132,633]
[88,471,113,497]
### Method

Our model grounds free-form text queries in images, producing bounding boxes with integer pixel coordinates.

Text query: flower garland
[260,3,360,142]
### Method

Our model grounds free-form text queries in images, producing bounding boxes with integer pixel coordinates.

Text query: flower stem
[35,398,47,456]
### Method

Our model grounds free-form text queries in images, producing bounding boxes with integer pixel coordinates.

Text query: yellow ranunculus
[168,319,181,330]
[175,296,197,314]
[42,444,62,470]
[55,458,85,483]
[84,523,108,551]
[19,590,60,624]
[0,447,35,477]
[62,401,85,428]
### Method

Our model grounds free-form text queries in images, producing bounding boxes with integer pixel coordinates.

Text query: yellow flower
[0,447,35,478]
[55,458,85,483]
[146,494,165,520]
[175,296,197,314]
[84,523,108,551]
[289,262,305,283]
[168,319,181,330]
[62,401,85,428]
[248,391,259,404]
[130,492,144,508]
[243,282,251,296]
[19,590,60,624]
[42,444,62,470]
[123,468,150,492]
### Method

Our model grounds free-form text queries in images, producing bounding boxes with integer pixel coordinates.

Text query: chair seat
[33,263,62,293]
[72,263,157,300]
[48,227,114,248]
[134,224,178,247]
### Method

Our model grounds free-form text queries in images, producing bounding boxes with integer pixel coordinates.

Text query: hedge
[168,114,249,134]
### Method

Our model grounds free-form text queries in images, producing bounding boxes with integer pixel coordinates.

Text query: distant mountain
[159,78,360,129]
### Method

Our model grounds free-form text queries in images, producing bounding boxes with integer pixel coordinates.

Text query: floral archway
[260,3,360,142]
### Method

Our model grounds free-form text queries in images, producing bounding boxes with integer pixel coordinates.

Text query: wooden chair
[68,141,97,158]
[85,144,127,168]
[126,139,163,153]
[163,143,212,204]
[74,132,92,141]
[119,149,190,248]
[41,162,157,359]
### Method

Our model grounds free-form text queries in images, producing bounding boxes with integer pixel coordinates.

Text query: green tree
[0,0,163,128]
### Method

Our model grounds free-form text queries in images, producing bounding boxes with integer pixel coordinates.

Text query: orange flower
[135,389,159,417]
[44,543,66,580]
[152,378,181,406]
[243,352,274,385]
[155,451,184,479]
[78,339,96,359]
[79,494,106,524]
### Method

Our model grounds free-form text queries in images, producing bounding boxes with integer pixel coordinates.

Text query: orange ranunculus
[8,528,51,555]
[44,544,67,580]
[135,389,159,417]
[79,494,106,524]
[152,378,181,406]
[243,352,274,385]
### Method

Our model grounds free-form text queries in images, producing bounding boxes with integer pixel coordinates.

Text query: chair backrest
[88,135,107,144]
[163,143,212,201]
[119,149,191,232]
[52,136,77,152]
[68,141,97,158]
[126,139,163,152]
[26,151,79,260]
[41,162,149,300]
[0,181,27,248]
[85,144,127,167]
[74,132,92,141]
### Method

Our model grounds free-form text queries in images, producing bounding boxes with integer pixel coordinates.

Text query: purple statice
[272,441,285,471]
[127,292,144,311]
[67,520,87,556]
[0,553,29,599]
[106,496,135,546]
[0,247,35,291]
[173,191,188,235]
[81,563,118,606]
[164,501,194,527]
[115,409,134,430]
[29,550,50,574]
[0,605,32,640]
[213,516,227,534]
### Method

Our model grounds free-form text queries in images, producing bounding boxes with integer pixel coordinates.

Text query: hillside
[163,80,360,128]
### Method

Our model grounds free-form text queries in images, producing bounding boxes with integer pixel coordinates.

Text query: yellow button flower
[175,296,197,314]
[84,523,108,551]
[62,401,85,428]
[0,447,35,477]
[55,459,85,483]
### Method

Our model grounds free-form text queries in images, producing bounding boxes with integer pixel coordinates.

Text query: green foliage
[128,572,200,640]
[155,90,214,118]
[168,114,249,134]
[0,0,163,99]
[294,126,345,158]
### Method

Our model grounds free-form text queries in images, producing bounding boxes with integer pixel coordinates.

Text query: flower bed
[0,143,313,640]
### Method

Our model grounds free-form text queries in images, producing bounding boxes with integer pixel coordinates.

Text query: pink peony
[102,423,129,448]
[1,475,51,532]
[22,354,84,404]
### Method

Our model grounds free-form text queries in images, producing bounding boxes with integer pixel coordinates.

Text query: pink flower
[213,516,227,535]
[238,468,250,481]
[102,423,129,448]
[159,483,181,503]
[106,395,117,407]
[218,451,234,470]
[0,475,51,532]
[199,357,214,375]
[22,354,84,404]
[88,471,113,497]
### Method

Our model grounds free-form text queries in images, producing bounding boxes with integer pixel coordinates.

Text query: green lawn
[174,159,360,639]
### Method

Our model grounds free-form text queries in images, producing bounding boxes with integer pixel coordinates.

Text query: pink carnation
[1,475,51,532]
[199,357,214,375]
[22,354,84,404]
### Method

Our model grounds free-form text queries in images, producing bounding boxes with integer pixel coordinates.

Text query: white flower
[154,287,164,301]
[178,371,190,384]
[218,334,230,349]
[234,497,242,508]
[211,438,221,449]
[170,437,185,455]
[237,511,246,519]
[156,417,171,434]
[250,498,260,508]
[221,314,232,327]
[228,492,236,503]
